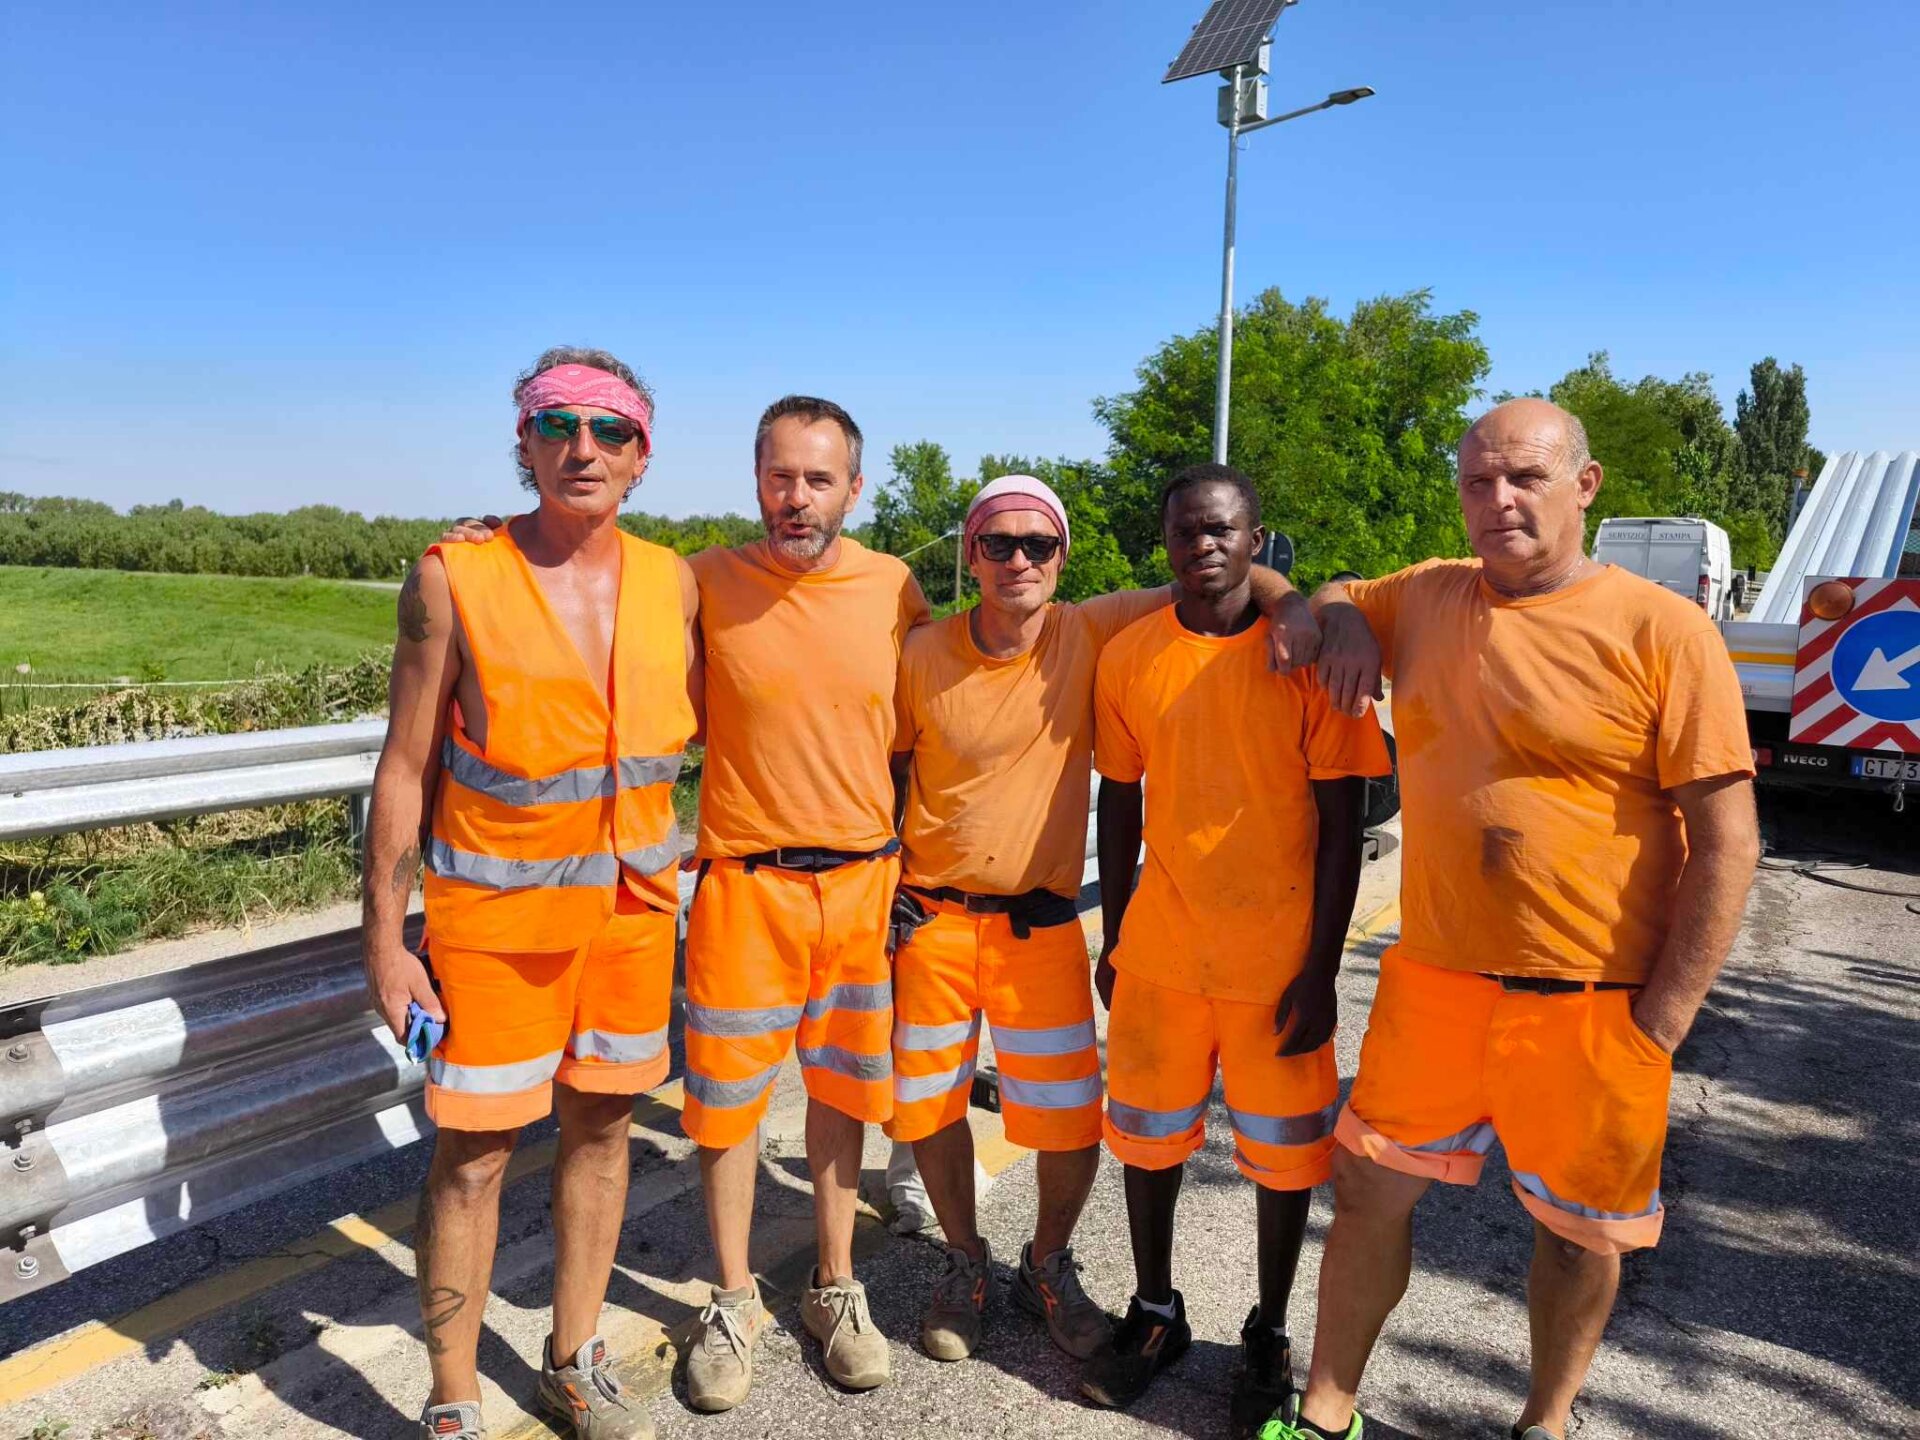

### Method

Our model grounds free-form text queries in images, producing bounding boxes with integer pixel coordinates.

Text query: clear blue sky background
[2,1,1915,522]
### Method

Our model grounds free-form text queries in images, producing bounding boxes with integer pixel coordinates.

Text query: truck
[1722,450,1920,807]
[1592,516,1739,619]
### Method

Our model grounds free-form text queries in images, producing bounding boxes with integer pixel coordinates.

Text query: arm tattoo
[397,565,430,643]
[390,841,421,897]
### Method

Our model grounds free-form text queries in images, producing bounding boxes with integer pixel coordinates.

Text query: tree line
[2,291,1822,588]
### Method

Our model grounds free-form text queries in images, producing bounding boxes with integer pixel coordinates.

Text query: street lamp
[1164,3,1374,463]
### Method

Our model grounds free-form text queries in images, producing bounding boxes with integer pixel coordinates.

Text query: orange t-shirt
[1344,559,1755,983]
[1094,607,1392,1003]
[895,589,1170,898]
[692,537,930,857]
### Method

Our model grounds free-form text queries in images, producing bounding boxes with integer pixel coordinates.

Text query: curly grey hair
[512,345,655,497]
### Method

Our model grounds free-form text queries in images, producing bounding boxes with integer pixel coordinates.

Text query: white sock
[1135,1294,1178,1321]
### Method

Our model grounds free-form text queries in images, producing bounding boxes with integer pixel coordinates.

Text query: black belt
[1481,973,1639,995]
[739,838,900,875]
[903,884,1079,938]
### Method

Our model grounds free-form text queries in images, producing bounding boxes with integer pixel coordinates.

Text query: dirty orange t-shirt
[1094,607,1392,1003]
[895,588,1170,898]
[692,537,930,857]
[1344,559,1755,984]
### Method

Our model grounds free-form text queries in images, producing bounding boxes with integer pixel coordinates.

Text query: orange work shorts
[1103,970,1337,1191]
[423,887,674,1132]
[1339,950,1672,1254]
[680,854,897,1149]
[886,898,1102,1152]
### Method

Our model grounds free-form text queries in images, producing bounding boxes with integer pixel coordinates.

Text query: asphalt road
[2,788,1915,1439]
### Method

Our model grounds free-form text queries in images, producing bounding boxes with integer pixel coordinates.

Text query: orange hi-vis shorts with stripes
[1103,970,1338,1191]
[680,853,898,1149]
[1338,950,1672,1254]
[886,896,1103,1152]
[424,886,674,1132]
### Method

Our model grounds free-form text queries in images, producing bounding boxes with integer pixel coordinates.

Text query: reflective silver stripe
[1228,1103,1338,1148]
[440,740,612,807]
[991,1018,1096,1057]
[1106,1096,1208,1139]
[998,1073,1102,1110]
[893,1014,980,1052]
[619,824,684,876]
[569,1025,668,1064]
[685,1002,803,1039]
[799,1045,891,1082]
[1512,1170,1663,1223]
[803,982,893,1021]
[896,1055,976,1104]
[684,1064,781,1110]
[1409,1121,1497,1156]
[426,837,618,890]
[618,752,684,787]
[428,1050,563,1094]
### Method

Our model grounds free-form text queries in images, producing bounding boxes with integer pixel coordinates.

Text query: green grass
[0,566,396,683]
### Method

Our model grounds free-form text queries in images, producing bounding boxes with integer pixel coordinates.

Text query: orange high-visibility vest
[423,524,694,953]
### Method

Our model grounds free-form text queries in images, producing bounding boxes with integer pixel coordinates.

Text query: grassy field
[0,566,396,685]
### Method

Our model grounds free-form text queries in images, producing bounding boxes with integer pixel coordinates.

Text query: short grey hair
[753,395,863,480]
[511,346,654,495]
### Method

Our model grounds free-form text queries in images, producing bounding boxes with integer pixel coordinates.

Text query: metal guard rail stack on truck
[1722,449,1920,805]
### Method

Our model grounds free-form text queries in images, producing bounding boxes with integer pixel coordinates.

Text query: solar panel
[1163,0,1290,84]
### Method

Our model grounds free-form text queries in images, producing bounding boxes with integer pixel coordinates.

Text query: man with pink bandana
[886,474,1320,1376]
[364,346,698,1440]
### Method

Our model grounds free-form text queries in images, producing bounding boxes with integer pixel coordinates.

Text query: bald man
[1260,401,1760,1440]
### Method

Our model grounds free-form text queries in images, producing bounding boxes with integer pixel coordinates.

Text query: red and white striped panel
[1788,578,1920,751]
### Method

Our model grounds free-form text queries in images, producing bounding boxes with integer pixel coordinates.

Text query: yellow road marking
[0,1093,684,1411]
[1348,897,1401,942]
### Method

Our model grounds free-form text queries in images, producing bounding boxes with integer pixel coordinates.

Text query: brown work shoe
[801,1270,891,1390]
[920,1239,993,1361]
[685,1283,767,1413]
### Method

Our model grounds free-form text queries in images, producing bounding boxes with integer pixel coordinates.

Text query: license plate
[1852,756,1920,780]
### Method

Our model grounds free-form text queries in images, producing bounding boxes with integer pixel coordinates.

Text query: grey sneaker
[419,1400,485,1439]
[920,1239,993,1361]
[538,1333,652,1438]
[685,1283,767,1413]
[1013,1243,1112,1360]
[801,1270,891,1390]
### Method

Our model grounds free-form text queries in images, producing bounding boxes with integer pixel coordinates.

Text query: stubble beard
[766,508,844,563]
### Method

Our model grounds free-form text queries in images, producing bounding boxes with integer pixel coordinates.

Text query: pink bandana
[516,364,653,453]
[964,474,1070,559]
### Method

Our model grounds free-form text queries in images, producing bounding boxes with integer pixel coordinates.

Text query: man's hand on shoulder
[1265,590,1322,675]
[1314,594,1384,718]
[436,515,505,546]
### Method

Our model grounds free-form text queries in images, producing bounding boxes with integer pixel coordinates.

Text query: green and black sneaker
[1079,1292,1191,1409]
[1258,1392,1363,1440]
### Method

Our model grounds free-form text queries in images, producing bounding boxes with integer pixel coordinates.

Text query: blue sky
[2,1,1915,521]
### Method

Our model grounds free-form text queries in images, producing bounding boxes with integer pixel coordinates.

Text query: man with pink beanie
[887,472,1320,1377]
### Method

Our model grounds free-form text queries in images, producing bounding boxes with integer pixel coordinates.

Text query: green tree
[867,441,977,601]
[1094,288,1488,589]
[1733,357,1815,543]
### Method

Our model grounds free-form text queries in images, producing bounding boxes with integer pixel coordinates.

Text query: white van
[1591,517,1739,619]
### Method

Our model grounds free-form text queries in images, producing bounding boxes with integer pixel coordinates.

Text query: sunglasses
[529,409,643,448]
[974,533,1063,564]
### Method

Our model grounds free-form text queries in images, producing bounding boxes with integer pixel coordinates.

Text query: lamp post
[1211,81,1374,463]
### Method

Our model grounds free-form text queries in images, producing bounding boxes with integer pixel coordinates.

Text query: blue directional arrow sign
[1831,607,1920,725]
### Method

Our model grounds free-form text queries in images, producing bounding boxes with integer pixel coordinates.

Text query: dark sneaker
[921,1240,993,1362]
[538,1333,653,1438]
[1258,1393,1363,1439]
[419,1400,485,1438]
[1013,1243,1111,1360]
[1079,1292,1191,1409]
[1231,1304,1294,1437]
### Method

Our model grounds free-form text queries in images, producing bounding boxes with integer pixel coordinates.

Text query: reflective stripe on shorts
[685,1002,805,1038]
[991,1018,1097,1057]
[1227,1102,1339,1147]
[429,1049,563,1094]
[569,1025,669,1064]
[1513,1169,1663,1223]
[894,1015,980,1051]
[805,981,892,1020]
[1410,1121,1498,1156]
[999,1073,1102,1110]
[684,1064,781,1110]
[896,1054,977,1104]
[1106,1096,1208,1139]
[799,1044,891,1082]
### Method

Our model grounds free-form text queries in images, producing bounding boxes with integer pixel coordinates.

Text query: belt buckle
[1494,974,1543,994]
[963,892,996,914]
[772,847,805,870]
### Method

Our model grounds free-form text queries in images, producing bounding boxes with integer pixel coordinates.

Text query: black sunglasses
[974,533,1062,564]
